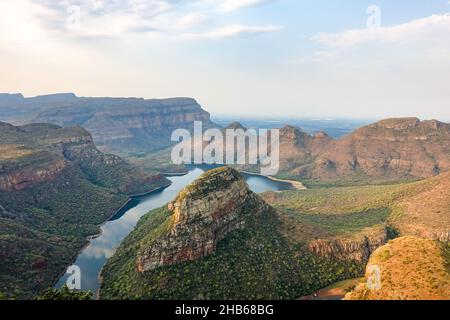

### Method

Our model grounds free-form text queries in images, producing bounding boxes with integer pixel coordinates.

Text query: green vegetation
[126,147,187,175]
[274,172,420,189]
[442,242,450,275]
[0,122,169,299]
[0,165,127,299]
[36,286,93,300]
[100,207,364,300]
[283,208,391,236]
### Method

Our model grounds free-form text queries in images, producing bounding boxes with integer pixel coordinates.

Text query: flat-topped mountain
[276,117,450,186]
[0,121,170,298]
[0,93,215,154]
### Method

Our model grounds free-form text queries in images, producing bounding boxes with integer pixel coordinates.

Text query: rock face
[136,167,270,272]
[0,121,169,194]
[277,117,450,184]
[31,95,213,153]
[307,228,389,262]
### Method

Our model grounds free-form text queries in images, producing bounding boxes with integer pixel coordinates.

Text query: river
[55,167,293,294]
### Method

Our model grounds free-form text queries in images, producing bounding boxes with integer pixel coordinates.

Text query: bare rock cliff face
[136,167,270,272]
[307,228,389,262]
[0,158,66,192]
[30,96,215,153]
[0,122,169,194]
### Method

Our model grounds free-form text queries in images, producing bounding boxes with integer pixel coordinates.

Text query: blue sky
[1,0,450,120]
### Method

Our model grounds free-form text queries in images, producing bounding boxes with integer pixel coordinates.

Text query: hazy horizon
[1,1,450,120]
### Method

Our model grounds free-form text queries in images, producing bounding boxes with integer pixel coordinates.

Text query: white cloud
[312,13,450,47]
[24,0,280,40]
[181,24,282,40]
[174,13,209,30]
[218,0,270,13]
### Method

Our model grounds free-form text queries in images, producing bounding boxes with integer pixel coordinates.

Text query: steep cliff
[136,167,269,272]
[31,96,214,153]
[276,118,450,186]
[0,121,170,299]
[0,93,215,154]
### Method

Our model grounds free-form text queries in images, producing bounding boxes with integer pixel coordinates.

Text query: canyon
[0,121,169,298]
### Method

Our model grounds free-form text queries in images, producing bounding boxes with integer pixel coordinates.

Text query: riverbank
[241,171,307,190]
[53,181,173,291]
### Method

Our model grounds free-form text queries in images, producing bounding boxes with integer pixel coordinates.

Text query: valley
[55,167,293,294]
[0,94,449,301]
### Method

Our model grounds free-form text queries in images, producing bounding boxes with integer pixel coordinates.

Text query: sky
[0,0,450,120]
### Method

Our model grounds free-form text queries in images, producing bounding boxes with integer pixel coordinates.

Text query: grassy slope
[0,123,169,299]
[345,237,450,300]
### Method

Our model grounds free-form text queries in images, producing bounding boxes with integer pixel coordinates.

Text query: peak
[175,167,243,202]
[314,131,330,139]
[280,125,306,134]
[226,121,247,131]
[372,117,421,130]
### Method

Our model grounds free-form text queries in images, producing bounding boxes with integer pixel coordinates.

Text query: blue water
[55,167,292,294]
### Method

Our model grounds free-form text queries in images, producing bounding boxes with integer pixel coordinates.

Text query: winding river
[55,167,293,294]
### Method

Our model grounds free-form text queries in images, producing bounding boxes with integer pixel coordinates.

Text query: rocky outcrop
[307,228,389,262]
[136,167,270,272]
[0,158,66,191]
[0,93,216,153]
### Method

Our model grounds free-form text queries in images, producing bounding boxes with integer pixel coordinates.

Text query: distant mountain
[0,93,78,123]
[0,121,170,298]
[276,117,450,186]
[0,93,216,154]
[345,236,450,300]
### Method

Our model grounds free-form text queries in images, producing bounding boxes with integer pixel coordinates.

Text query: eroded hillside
[0,122,170,298]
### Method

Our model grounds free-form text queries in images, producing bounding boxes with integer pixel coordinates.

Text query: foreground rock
[345,236,450,300]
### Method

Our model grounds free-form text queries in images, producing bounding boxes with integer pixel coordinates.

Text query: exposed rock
[136,167,270,272]
[344,236,450,300]
[0,158,66,191]
[307,228,389,262]
[0,93,216,153]
[0,121,169,194]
